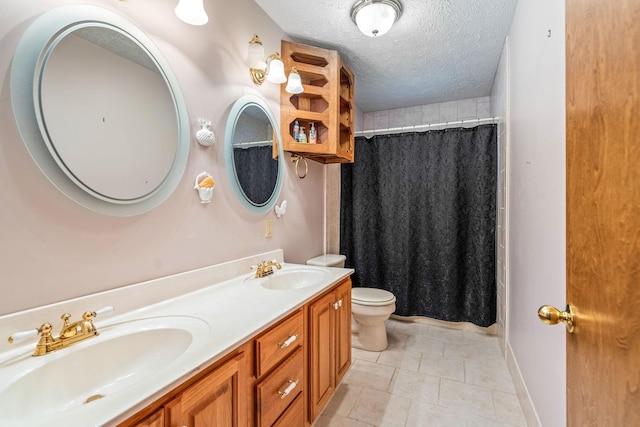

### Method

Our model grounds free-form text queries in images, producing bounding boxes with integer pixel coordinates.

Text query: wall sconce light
[350,0,403,37]
[247,35,304,94]
[175,0,209,26]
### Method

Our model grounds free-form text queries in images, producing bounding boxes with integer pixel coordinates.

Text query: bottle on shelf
[309,123,317,144]
[298,126,307,143]
[293,120,300,142]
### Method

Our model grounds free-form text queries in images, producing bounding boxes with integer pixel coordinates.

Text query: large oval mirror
[224,95,283,215]
[11,5,189,216]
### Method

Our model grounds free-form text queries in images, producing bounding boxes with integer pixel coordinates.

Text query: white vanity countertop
[0,250,353,427]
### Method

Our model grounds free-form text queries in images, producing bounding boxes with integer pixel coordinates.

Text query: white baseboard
[506,342,543,427]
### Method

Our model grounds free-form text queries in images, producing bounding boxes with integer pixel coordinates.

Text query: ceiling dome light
[175,0,209,26]
[350,0,402,37]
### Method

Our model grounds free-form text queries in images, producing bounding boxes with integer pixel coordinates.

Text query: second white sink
[257,267,330,290]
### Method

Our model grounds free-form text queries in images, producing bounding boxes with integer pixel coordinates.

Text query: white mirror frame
[11,5,190,216]
[224,95,284,215]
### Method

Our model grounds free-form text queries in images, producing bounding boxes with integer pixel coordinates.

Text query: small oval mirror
[224,95,284,215]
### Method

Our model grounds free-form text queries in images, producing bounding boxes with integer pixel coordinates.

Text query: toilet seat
[352,288,396,306]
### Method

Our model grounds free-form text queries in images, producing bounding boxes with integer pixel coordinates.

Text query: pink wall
[0,0,326,315]
[507,0,567,425]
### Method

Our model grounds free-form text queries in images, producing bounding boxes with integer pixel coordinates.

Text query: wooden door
[167,353,245,427]
[565,0,640,425]
[334,279,352,383]
[308,290,335,420]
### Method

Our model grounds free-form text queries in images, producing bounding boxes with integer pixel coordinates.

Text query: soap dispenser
[309,123,317,144]
[293,120,300,141]
[298,126,307,143]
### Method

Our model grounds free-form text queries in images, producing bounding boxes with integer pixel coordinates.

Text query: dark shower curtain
[340,125,497,327]
[233,145,278,205]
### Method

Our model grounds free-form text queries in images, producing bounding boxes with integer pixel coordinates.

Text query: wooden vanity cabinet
[254,309,305,427]
[117,346,249,427]
[165,352,247,426]
[308,278,352,422]
[117,278,353,427]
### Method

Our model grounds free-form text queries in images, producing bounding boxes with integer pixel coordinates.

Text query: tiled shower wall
[325,95,493,256]
[362,96,491,131]
[491,38,510,355]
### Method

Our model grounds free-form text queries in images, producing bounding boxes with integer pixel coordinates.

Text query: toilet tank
[306,254,346,268]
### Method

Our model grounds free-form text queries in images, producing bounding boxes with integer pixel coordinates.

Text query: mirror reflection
[39,26,177,201]
[11,5,190,216]
[232,105,278,206]
[225,95,283,215]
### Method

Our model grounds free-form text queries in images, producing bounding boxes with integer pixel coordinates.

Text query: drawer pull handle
[278,334,298,349]
[278,379,299,399]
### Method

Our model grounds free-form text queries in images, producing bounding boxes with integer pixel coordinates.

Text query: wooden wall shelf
[280,41,355,164]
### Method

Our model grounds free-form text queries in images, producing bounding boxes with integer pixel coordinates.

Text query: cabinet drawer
[255,309,303,377]
[256,347,304,427]
[273,394,304,427]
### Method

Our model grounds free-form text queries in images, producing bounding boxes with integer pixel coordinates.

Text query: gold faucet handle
[81,306,114,334]
[269,259,282,269]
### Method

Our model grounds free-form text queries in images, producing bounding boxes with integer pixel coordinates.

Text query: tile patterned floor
[314,318,527,427]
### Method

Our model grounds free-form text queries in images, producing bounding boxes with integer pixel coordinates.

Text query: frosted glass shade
[247,39,267,69]
[175,0,208,26]
[351,0,402,37]
[266,58,287,84]
[285,69,304,94]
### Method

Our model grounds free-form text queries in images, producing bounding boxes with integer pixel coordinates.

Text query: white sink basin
[255,267,330,290]
[0,315,210,421]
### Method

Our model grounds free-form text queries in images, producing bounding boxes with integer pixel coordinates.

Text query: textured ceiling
[254,0,517,112]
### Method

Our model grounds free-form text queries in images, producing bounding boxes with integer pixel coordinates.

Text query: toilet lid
[306,254,346,267]
[352,288,396,306]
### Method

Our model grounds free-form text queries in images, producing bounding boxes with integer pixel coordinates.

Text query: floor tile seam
[345,383,366,417]
[353,383,412,425]
[463,360,518,394]
[490,388,527,426]
[391,364,443,384]
[376,351,423,372]
[437,377,500,422]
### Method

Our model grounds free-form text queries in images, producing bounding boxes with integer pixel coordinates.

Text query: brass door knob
[538,304,575,333]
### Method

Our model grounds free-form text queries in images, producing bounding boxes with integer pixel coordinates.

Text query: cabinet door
[132,408,165,427]
[167,353,245,427]
[308,290,336,421]
[334,279,352,383]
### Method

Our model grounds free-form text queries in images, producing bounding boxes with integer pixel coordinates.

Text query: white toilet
[306,254,397,352]
[351,287,396,351]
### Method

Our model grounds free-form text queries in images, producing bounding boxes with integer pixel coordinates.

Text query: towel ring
[291,154,308,179]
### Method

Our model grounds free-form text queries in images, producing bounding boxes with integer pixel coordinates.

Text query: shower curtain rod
[233,139,272,148]
[354,116,497,137]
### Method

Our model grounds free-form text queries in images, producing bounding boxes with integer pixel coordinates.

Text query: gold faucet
[254,260,282,278]
[8,307,113,356]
